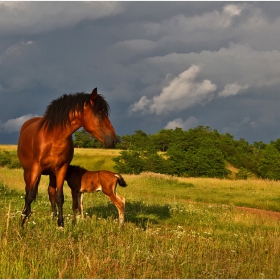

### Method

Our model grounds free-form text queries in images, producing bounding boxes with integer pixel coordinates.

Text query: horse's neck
[67,111,84,135]
[52,114,83,139]
[42,123,79,144]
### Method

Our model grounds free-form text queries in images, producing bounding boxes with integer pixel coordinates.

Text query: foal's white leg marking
[79,192,84,219]
[116,194,125,226]
[116,194,125,204]
[114,174,120,179]
[96,185,102,192]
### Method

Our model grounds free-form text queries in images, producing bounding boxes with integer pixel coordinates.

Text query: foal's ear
[91,88,98,101]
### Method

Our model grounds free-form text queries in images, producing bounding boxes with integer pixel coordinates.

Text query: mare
[65,165,127,226]
[17,88,117,227]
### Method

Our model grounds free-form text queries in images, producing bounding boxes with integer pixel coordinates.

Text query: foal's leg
[106,193,126,227]
[48,174,57,217]
[71,189,80,219]
[21,168,41,226]
[79,192,84,219]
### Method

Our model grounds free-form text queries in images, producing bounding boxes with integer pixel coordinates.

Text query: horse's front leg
[55,166,67,228]
[48,174,57,217]
[21,168,41,227]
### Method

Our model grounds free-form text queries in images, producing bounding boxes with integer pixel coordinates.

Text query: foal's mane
[39,92,110,130]
[66,165,87,180]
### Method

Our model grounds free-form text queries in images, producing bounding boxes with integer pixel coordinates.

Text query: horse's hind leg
[48,174,57,217]
[21,168,41,226]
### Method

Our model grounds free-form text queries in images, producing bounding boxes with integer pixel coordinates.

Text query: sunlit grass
[1,146,280,278]
[0,145,17,151]
[1,178,280,278]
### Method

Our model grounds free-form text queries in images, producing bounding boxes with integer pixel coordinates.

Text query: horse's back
[19,117,42,135]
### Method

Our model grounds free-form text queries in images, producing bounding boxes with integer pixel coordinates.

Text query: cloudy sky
[1,1,280,144]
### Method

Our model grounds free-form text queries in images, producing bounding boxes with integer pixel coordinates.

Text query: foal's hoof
[57,226,64,231]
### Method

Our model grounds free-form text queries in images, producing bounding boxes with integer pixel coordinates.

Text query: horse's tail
[115,173,127,187]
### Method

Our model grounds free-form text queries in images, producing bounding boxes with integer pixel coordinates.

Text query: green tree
[167,146,228,178]
[117,130,151,150]
[150,129,171,152]
[113,150,145,174]
[258,145,280,180]
[270,138,280,152]
[73,129,103,148]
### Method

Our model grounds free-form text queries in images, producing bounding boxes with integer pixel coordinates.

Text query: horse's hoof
[57,226,64,230]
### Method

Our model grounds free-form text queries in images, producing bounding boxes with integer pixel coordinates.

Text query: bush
[0,149,22,169]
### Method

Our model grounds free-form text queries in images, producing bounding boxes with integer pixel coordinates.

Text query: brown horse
[65,165,127,226]
[17,88,117,227]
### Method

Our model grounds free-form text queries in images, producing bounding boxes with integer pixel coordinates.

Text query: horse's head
[80,88,117,148]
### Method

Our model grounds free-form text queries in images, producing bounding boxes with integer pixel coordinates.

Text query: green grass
[70,148,120,172]
[0,172,280,278]
[1,147,280,278]
[0,194,279,278]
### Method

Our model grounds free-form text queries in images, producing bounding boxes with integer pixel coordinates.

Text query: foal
[65,165,127,226]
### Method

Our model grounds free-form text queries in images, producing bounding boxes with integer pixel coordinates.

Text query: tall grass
[1,146,280,278]
[0,171,280,278]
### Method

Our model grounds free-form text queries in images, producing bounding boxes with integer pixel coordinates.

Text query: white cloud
[147,3,245,45]
[3,41,34,57]
[0,114,38,133]
[165,116,199,130]
[218,83,249,98]
[129,64,217,115]
[136,42,280,100]
[223,4,242,17]
[129,96,150,114]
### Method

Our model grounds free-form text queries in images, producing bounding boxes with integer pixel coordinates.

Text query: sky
[1,1,280,144]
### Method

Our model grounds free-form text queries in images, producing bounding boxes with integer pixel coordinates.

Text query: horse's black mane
[39,92,110,130]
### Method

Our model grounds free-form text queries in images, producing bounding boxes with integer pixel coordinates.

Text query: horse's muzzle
[104,135,117,148]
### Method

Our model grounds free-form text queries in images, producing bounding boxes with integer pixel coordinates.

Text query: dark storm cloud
[1,2,280,144]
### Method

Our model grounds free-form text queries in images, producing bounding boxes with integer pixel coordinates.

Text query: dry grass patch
[0,145,17,151]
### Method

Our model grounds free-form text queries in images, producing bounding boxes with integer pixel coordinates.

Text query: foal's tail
[115,174,128,187]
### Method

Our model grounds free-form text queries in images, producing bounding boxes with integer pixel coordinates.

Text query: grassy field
[0,146,280,278]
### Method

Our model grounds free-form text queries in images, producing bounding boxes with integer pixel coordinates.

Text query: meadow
[0,146,280,278]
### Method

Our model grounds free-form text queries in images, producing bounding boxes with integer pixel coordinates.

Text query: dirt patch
[234,206,280,221]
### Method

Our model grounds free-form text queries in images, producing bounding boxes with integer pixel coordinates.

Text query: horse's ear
[91,88,98,101]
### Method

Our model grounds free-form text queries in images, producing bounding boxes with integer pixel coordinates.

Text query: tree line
[73,126,280,180]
